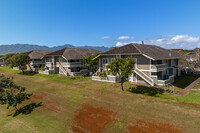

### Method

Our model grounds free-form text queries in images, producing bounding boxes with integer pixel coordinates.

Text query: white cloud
[100,36,110,39]
[145,35,200,49]
[116,41,135,47]
[115,35,200,49]
[117,36,135,40]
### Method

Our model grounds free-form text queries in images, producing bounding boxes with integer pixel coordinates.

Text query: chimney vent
[142,41,144,44]
[169,50,171,56]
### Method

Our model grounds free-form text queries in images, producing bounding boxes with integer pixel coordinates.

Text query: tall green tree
[83,52,100,73]
[2,53,15,66]
[109,47,117,51]
[0,74,32,111]
[9,53,30,74]
[106,57,135,91]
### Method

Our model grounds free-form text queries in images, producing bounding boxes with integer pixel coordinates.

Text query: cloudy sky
[0,0,200,49]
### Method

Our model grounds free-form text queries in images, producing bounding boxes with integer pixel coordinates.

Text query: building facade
[27,50,54,71]
[92,43,180,86]
[39,48,99,76]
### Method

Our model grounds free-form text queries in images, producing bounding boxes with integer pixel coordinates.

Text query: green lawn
[0,66,21,74]
[128,84,200,105]
[194,82,200,89]
[156,91,200,105]
[0,66,73,82]
[0,66,200,132]
[172,74,199,89]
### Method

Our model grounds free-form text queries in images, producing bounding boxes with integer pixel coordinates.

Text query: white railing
[151,64,166,72]
[56,62,83,67]
[157,75,174,86]
[134,68,154,86]
[30,61,45,65]
[92,75,121,83]
[58,63,68,76]
[39,70,54,75]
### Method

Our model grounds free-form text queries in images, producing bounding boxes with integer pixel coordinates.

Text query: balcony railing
[30,61,45,64]
[56,62,83,67]
[157,75,174,86]
[151,64,166,71]
[92,75,121,83]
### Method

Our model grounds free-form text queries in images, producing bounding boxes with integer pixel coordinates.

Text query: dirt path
[177,77,200,95]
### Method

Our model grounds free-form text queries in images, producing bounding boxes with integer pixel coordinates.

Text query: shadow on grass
[128,85,164,96]
[19,71,38,76]
[172,74,199,89]
[12,102,42,117]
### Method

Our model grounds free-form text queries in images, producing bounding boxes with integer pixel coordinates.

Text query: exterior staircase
[58,63,69,76]
[134,68,154,86]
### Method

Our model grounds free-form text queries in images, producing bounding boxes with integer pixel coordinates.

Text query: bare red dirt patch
[71,104,115,133]
[126,119,182,133]
[31,92,48,100]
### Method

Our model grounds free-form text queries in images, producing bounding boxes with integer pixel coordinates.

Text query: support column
[99,57,102,72]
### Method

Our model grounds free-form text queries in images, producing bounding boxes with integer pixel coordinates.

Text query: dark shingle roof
[28,50,54,59]
[101,43,180,60]
[46,48,100,59]
[103,44,141,55]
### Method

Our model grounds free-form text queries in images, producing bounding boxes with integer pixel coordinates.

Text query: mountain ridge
[0,44,110,55]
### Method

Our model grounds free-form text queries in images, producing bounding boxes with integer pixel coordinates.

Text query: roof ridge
[131,43,142,54]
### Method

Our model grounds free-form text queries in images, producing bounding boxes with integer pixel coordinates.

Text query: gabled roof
[46,48,100,59]
[101,43,180,60]
[28,50,54,59]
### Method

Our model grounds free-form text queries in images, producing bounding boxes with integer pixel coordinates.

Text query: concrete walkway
[177,77,200,95]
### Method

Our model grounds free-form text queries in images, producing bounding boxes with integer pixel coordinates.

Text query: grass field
[0,66,200,133]
[194,81,200,89]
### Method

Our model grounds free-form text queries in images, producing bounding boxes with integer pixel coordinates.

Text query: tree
[109,47,117,51]
[2,53,15,66]
[0,74,32,111]
[83,52,100,73]
[106,57,135,91]
[9,53,30,74]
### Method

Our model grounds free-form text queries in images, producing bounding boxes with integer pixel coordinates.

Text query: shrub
[39,68,45,71]
[128,86,164,96]
[98,72,107,77]
[108,70,111,75]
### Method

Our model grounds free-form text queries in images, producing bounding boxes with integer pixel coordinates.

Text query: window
[46,58,52,62]
[168,59,171,67]
[151,72,157,76]
[56,58,60,62]
[151,60,156,65]
[69,59,79,62]
[157,60,162,64]
[102,58,109,65]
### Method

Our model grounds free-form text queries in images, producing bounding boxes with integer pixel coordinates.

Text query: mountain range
[0,44,110,55]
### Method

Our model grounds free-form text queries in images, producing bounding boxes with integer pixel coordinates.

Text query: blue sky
[0,0,200,49]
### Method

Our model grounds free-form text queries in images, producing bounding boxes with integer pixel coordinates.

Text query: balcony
[39,70,55,75]
[92,75,121,83]
[151,75,174,86]
[151,64,166,72]
[30,61,45,65]
[56,62,84,67]
[68,69,89,76]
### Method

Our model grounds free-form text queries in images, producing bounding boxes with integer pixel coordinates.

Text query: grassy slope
[194,82,200,89]
[0,66,73,82]
[0,66,200,132]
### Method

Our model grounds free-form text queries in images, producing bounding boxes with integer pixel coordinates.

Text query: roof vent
[169,50,171,56]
